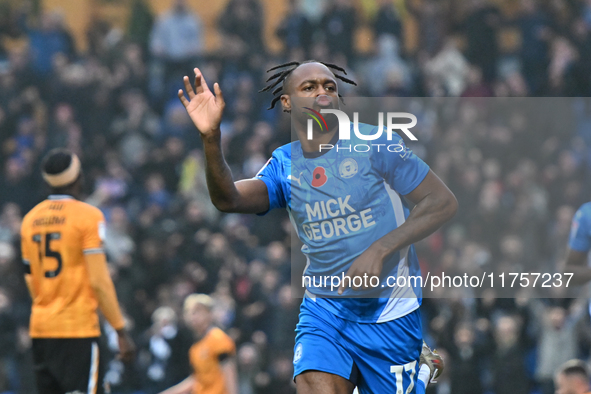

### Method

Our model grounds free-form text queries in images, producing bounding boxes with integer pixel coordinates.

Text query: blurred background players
[159,293,237,394]
[20,149,135,394]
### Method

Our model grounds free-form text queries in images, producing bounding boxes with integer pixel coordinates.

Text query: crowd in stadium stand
[1,0,591,393]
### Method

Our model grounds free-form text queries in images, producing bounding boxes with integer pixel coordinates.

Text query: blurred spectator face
[166,105,192,129]
[522,0,537,13]
[140,239,161,263]
[205,233,228,257]
[266,242,287,265]
[183,262,208,285]
[556,205,575,232]
[165,137,184,157]
[0,242,15,268]
[500,235,524,262]
[173,0,188,12]
[184,302,212,333]
[110,206,128,228]
[547,306,566,329]
[17,117,35,137]
[152,306,177,331]
[262,270,279,293]
[253,121,272,141]
[121,90,146,114]
[495,316,519,348]
[559,151,577,176]
[1,203,21,227]
[454,325,475,347]
[248,259,266,282]
[555,371,590,394]
[467,66,483,86]
[55,103,74,125]
[52,52,69,72]
[124,43,142,64]
[237,343,258,370]
[273,356,294,380]
[146,173,165,193]
[185,200,205,223]
[278,285,294,308]
[0,289,10,313]
[40,12,56,31]
[8,48,29,70]
[5,158,27,181]
[482,159,501,180]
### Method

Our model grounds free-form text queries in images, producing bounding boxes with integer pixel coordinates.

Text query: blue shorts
[293,297,423,394]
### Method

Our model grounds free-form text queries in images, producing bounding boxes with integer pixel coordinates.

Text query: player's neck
[295,126,339,154]
[194,324,213,340]
[50,185,81,199]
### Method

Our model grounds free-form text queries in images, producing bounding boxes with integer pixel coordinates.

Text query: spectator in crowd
[276,0,313,58]
[518,0,552,95]
[535,302,582,394]
[149,0,203,105]
[362,34,411,96]
[139,306,193,393]
[462,0,500,83]
[149,0,203,75]
[491,315,532,394]
[319,0,357,60]
[28,11,75,76]
[218,0,265,66]
[372,0,403,43]
[0,289,16,393]
[445,323,485,394]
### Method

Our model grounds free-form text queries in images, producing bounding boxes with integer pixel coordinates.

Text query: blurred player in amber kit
[20,148,135,394]
[159,294,237,394]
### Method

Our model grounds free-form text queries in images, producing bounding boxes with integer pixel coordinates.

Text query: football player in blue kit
[178,61,457,394]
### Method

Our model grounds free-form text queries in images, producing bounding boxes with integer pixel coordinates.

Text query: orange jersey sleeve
[81,206,105,254]
[209,328,236,358]
[22,197,108,338]
[189,328,236,394]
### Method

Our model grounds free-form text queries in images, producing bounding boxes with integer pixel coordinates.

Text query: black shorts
[32,337,106,394]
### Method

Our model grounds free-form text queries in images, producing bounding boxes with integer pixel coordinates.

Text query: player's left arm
[384,170,458,251]
[339,170,457,293]
[157,375,195,394]
[216,332,237,394]
[562,206,591,285]
[20,222,35,299]
[83,209,135,361]
[221,356,238,394]
[562,248,591,285]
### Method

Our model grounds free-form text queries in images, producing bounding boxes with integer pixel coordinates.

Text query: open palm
[178,68,225,136]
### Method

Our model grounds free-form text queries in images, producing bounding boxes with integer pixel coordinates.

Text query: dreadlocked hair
[259,60,357,110]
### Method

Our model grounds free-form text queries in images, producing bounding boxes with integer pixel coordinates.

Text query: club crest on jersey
[339,158,358,179]
[294,343,303,363]
[312,166,328,187]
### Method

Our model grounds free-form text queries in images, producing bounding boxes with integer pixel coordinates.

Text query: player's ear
[280,94,291,113]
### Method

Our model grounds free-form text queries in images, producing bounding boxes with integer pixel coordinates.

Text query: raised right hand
[178,68,225,138]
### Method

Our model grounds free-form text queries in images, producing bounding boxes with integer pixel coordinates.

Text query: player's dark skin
[563,248,591,285]
[179,62,458,394]
[50,175,136,363]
